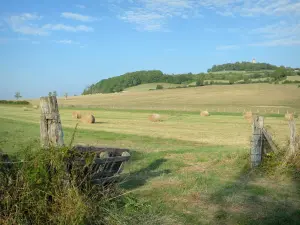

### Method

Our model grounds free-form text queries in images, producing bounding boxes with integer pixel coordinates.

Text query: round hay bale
[23,107,28,111]
[72,111,81,119]
[244,111,253,123]
[33,105,39,109]
[285,113,294,121]
[149,113,161,122]
[200,111,210,117]
[81,114,95,124]
[99,152,109,159]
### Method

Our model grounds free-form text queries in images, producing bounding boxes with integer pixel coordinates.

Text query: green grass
[287,76,300,81]
[1,106,300,224]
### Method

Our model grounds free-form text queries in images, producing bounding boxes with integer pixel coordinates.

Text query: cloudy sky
[0,0,300,99]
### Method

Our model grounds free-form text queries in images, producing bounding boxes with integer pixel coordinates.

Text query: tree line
[207,62,278,72]
[82,63,298,95]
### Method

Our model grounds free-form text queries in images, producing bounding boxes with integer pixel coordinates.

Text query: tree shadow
[120,158,170,190]
[209,159,300,225]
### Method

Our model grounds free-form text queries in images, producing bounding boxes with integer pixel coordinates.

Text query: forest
[207,62,278,72]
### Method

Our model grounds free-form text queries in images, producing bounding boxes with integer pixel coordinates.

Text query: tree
[229,77,235,85]
[48,92,52,97]
[53,91,57,97]
[243,75,250,83]
[64,93,68,100]
[156,84,163,90]
[14,92,22,100]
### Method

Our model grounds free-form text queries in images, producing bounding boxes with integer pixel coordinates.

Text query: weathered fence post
[40,96,64,148]
[288,119,297,155]
[251,116,264,168]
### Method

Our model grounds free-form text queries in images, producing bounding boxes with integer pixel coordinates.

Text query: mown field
[2,83,300,224]
[30,84,300,113]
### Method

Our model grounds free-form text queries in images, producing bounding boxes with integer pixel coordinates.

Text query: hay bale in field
[72,111,82,119]
[244,111,253,123]
[149,113,161,122]
[23,107,28,111]
[285,112,294,121]
[81,114,95,124]
[33,105,39,109]
[200,111,210,117]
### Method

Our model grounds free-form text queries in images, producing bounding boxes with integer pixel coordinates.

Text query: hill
[82,62,297,95]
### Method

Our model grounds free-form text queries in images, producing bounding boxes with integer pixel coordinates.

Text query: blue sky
[0,0,300,99]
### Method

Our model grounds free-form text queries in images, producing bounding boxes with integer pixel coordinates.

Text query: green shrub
[0,100,30,105]
[156,84,164,90]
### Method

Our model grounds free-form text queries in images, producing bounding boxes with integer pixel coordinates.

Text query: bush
[156,84,164,90]
[0,145,148,224]
[298,85,300,88]
[0,100,30,105]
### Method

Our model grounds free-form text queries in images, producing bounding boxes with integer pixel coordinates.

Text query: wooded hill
[82,62,298,94]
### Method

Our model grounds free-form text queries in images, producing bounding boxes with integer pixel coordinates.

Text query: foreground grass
[1,117,300,224]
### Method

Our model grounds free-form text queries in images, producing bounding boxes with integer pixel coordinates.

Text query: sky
[0,0,300,99]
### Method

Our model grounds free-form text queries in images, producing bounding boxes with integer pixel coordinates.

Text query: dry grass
[81,114,95,124]
[200,111,210,117]
[285,112,294,121]
[28,84,300,112]
[244,111,253,123]
[148,113,161,122]
[72,111,82,119]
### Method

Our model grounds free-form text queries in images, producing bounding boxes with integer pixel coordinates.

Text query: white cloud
[216,45,239,50]
[61,12,97,22]
[43,24,94,32]
[75,4,86,9]
[54,39,80,44]
[5,13,48,36]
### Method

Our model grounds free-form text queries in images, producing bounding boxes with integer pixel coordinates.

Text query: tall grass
[0,145,163,224]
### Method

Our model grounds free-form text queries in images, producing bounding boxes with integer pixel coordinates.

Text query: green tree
[229,77,235,85]
[156,84,164,90]
[53,91,57,97]
[14,92,22,100]
[48,92,52,97]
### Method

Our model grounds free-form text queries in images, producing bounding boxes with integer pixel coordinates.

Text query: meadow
[1,83,300,224]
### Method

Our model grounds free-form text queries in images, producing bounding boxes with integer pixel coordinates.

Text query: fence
[250,115,298,168]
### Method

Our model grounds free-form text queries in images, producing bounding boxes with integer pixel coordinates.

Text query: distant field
[125,83,184,92]
[287,76,300,81]
[29,84,300,113]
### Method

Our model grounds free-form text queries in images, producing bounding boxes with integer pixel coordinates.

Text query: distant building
[252,58,256,64]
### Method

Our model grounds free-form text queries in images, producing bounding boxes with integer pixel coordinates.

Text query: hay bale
[200,111,210,117]
[72,111,82,119]
[148,114,161,122]
[23,107,28,111]
[33,105,39,109]
[285,113,294,121]
[244,111,253,123]
[81,114,95,124]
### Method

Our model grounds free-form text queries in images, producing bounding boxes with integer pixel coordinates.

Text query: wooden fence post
[40,96,64,148]
[288,119,297,155]
[251,116,264,168]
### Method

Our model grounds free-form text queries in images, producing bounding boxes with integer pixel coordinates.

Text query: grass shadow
[120,158,170,190]
[209,155,300,225]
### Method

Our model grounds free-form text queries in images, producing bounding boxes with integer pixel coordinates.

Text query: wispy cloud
[43,24,94,32]
[54,39,80,44]
[5,13,48,36]
[61,12,97,22]
[216,45,239,50]
[5,13,94,35]
[75,4,86,9]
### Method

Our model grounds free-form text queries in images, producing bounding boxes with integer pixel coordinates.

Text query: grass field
[1,98,300,224]
[2,84,300,224]
[287,76,300,81]
[29,84,300,113]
